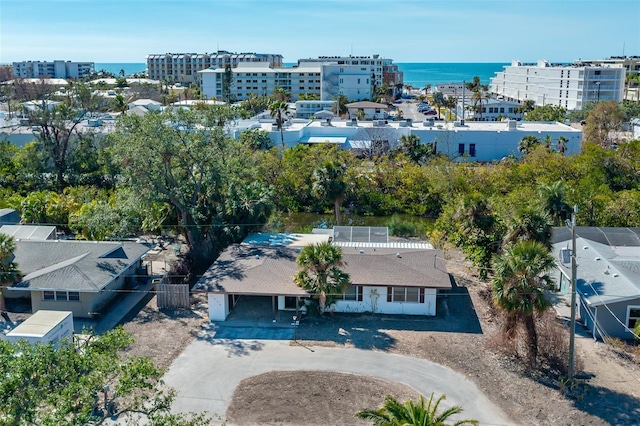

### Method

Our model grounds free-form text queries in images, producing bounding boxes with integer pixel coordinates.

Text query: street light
[596,82,601,102]
[566,205,578,382]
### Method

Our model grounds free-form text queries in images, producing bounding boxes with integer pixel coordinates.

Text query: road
[163,337,513,424]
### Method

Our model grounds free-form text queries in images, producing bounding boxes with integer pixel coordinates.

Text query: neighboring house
[553,227,640,340]
[0,225,56,240]
[128,99,162,112]
[345,101,389,120]
[195,230,450,321]
[295,100,336,119]
[0,209,21,226]
[6,240,150,319]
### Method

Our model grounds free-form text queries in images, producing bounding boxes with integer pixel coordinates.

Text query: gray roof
[10,240,149,292]
[194,245,309,296]
[553,228,640,306]
[195,245,450,295]
[0,225,56,240]
[0,208,20,225]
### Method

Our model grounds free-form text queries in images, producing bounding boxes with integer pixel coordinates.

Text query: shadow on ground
[192,323,267,356]
[293,283,483,350]
[573,382,640,425]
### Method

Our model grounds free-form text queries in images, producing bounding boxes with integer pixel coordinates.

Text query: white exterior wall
[207,293,229,321]
[321,64,372,101]
[12,60,94,79]
[332,286,437,316]
[490,60,625,110]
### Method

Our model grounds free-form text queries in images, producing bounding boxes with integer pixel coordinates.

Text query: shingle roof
[10,240,149,292]
[194,245,451,295]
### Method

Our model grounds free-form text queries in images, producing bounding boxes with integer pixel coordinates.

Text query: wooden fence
[156,283,190,309]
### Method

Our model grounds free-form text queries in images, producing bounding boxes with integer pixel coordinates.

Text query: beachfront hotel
[490,59,625,110]
[11,60,94,79]
[146,51,283,85]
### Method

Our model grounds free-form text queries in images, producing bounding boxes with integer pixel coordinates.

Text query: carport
[193,244,310,322]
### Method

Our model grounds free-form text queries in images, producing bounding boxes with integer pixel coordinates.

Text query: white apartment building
[434,83,465,98]
[198,62,372,102]
[455,99,524,122]
[147,51,283,85]
[320,64,372,101]
[12,60,94,79]
[490,60,625,110]
[295,100,336,119]
[297,55,403,93]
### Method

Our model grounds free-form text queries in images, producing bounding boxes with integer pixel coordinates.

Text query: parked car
[418,105,431,112]
[394,99,403,104]
[423,110,437,116]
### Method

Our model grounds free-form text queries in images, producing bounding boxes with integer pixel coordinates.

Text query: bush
[387,215,417,237]
[537,313,583,375]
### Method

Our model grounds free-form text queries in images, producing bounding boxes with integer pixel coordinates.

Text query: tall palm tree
[502,207,552,251]
[356,393,478,426]
[0,233,20,312]
[538,181,571,225]
[312,160,348,226]
[269,100,289,151]
[492,240,555,363]
[294,242,350,314]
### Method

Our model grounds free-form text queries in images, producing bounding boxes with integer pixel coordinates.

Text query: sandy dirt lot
[118,250,640,425]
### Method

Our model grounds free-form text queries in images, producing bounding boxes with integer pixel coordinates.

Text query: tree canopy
[0,328,207,425]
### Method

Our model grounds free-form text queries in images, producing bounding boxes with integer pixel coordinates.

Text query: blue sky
[1,0,639,63]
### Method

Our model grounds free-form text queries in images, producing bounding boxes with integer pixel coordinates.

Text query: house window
[387,287,423,303]
[627,306,640,329]
[458,143,465,155]
[469,144,476,157]
[500,107,504,113]
[342,285,363,301]
[45,290,80,302]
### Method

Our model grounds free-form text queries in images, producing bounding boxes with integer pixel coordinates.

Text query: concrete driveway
[163,337,513,425]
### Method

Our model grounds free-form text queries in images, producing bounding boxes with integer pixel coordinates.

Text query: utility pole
[568,205,578,382]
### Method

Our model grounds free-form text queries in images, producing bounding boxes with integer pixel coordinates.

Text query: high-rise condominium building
[146,51,283,85]
[12,60,95,79]
[490,60,625,110]
[297,54,403,93]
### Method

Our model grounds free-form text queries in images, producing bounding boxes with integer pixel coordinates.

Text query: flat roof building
[12,60,94,79]
[490,59,625,110]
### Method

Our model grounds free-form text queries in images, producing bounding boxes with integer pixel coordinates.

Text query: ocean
[96,62,508,87]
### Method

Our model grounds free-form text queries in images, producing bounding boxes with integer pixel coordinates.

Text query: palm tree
[556,136,568,155]
[538,181,571,225]
[492,240,555,363]
[294,242,350,314]
[356,393,478,426]
[0,233,20,312]
[312,160,348,226]
[332,94,348,117]
[502,207,552,251]
[517,135,541,155]
[269,100,289,151]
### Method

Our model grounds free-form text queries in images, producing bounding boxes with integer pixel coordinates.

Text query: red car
[423,110,437,115]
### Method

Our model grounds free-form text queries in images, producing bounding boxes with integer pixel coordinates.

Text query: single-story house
[5,240,150,319]
[194,231,450,321]
[345,101,389,121]
[553,227,640,340]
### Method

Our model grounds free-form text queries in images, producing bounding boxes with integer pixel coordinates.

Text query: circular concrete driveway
[163,337,512,425]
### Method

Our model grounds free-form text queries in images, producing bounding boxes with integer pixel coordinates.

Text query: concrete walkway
[163,338,513,425]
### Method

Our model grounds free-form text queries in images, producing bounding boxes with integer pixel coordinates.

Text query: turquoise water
[95,63,147,76]
[97,62,507,85]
